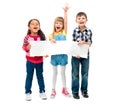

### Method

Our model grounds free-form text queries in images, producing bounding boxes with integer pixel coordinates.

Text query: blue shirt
[49,30,68,66]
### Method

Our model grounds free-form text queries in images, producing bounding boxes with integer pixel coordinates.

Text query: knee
[73,73,79,80]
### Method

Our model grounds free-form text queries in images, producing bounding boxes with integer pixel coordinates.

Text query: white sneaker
[25,93,31,101]
[40,92,47,100]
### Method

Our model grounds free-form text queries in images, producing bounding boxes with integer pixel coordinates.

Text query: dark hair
[27,19,46,40]
[76,12,87,19]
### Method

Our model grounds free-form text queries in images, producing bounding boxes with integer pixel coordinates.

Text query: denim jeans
[51,54,68,66]
[71,56,89,93]
[25,61,45,94]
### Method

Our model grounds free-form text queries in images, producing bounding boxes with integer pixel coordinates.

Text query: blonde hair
[52,17,64,33]
[49,17,64,40]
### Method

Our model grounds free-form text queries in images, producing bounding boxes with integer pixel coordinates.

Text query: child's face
[29,20,40,34]
[54,21,63,32]
[76,15,87,27]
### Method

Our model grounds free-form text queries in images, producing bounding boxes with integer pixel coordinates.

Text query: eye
[77,17,81,20]
[82,17,85,19]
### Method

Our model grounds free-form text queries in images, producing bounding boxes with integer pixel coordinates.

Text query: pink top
[22,34,43,64]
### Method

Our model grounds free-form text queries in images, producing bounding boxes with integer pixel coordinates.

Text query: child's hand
[44,55,49,58]
[50,39,56,43]
[63,2,71,12]
[78,41,85,45]
[27,44,31,50]
[75,55,80,58]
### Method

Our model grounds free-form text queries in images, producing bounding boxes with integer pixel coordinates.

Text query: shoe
[62,87,71,97]
[82,91,89,98]
[50,89,56,99]
[25,93,31,101]
[72,93,80,99]
[40,92,47,100]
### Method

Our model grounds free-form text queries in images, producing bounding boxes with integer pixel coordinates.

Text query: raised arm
[63,3,70,34]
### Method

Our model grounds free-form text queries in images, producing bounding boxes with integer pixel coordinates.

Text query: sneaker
[72,93,80,99]
[50,89,56,99]
[25,93,31,101]
[81,91,89,98]
[40,92,47,100]
[62,87,71,97]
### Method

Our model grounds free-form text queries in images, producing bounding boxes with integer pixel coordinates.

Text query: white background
[0,0,120,104]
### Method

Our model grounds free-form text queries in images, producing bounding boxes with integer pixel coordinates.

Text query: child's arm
[78,30,92,47]
[63,3,69,34]
[22,35,31,52]
[84,30,92,46]
[49,33,56,43]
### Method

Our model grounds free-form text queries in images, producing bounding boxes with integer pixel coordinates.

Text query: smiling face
[28,19,40,35]
[54,17,64,33]
[76,15,87,27]
[55,21,63,32]
[76,12,88,30]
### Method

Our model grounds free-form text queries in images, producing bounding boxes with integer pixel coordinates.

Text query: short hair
[76,12,87,19]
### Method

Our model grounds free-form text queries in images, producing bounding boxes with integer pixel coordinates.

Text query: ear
[75,19,77,23]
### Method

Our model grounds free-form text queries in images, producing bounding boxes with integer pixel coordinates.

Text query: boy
[71,12,92,99]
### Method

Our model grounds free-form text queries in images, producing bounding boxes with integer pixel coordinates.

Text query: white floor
[0,51,120,104]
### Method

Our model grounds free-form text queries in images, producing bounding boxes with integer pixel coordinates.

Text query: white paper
[30,41,89,58]
[68,42,89,58]
[30,41,50,56]
[48,41,70,55]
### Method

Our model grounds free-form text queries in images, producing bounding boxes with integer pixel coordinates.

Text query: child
[49,4,71,98]
[71,12,92,99]
[22,19,47,101]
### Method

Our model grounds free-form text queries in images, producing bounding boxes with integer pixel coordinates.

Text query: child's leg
[25,61,34,94]
[81,57,89,93]
[60,66,66,88]
[52,66,58,89]
[35,62,45,93]
[60,65,71,96]
[71,56,80,93]
[50,66,58,98]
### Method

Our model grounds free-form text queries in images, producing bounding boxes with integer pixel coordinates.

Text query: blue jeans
[25,61,45,94]
[71,56,89,93]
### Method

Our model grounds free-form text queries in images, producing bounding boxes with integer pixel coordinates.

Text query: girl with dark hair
[22,19,47,101]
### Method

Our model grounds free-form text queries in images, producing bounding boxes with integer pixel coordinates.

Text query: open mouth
[80,22,84,24]
[33,27,37,29]
[56,27,60,29]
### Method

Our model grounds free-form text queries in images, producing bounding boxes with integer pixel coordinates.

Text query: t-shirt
[49,30,67,41]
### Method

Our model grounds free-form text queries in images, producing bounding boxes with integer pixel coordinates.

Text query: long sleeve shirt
[22,34,43,64]
[72,27,92,43]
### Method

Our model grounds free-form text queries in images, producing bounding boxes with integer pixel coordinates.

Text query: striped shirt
[22,34,43,64]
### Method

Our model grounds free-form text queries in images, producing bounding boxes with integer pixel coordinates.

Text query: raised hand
[63,2,71,12]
